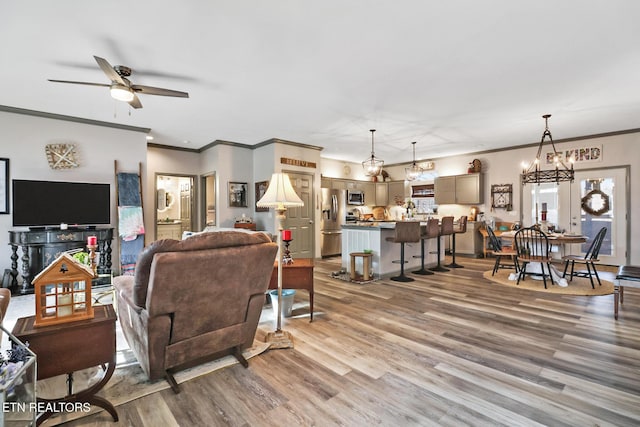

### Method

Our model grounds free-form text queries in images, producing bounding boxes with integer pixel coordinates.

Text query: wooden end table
[12,304,118,425]
[349,252,373,281]
[269,258,314,321]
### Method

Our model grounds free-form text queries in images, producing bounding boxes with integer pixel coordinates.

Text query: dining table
[498,230,587,258]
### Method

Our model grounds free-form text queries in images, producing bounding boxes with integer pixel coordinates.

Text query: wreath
[581,189,610,216]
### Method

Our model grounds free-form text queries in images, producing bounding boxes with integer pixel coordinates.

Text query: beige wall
[0,110,147,275]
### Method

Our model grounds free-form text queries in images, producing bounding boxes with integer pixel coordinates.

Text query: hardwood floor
[62,256,640,426]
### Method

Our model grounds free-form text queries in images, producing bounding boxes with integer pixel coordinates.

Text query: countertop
[342,222,400,229]
[343,220,483,230]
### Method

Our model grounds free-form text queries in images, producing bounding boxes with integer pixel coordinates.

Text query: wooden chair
[562,227,607,289]
[514,227,554,288]
[486,226,518,275]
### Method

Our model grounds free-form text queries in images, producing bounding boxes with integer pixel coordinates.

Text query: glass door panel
[568,168,628,265]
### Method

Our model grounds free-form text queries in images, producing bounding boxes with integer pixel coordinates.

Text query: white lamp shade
[110,85,134,102]
[256,173,304,209]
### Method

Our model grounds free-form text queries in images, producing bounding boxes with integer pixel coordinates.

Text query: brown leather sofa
[113,230,277,392]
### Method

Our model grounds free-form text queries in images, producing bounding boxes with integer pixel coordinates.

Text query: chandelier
[521,114,574,185]
[405,141,423,181]
[362,129,384,177]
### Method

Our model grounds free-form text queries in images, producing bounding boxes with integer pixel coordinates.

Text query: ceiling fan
[48,56,189,109]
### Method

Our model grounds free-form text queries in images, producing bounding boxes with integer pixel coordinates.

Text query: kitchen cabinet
[331,179,347,190]
[444,221,483,256]
[388,181,406,203]
[435,173,483,205]
[157,223,182,240]
[375,183,388,206]
[434,176,456,204]
[321,178,380,206]
[373,181,406,206]
[361,182,375,206]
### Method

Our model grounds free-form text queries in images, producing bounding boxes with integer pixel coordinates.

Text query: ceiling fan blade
[132,84,189,98]
[128,94,143,109]
[48,79,110,87]
[94,55,126,85]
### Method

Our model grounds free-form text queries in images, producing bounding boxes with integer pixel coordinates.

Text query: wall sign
[281,157,316,169]
[544,144,602,165]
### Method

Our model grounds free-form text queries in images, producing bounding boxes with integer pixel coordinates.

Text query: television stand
[8,228,114,295]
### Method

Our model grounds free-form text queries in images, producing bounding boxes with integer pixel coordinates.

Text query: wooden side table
[268,258,314,321]
[12,304,118,425]
[350,252,373,281]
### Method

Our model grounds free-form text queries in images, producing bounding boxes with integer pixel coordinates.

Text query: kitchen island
[341,222,441,279]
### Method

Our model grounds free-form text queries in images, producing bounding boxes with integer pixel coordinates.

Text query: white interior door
[566,168,628,265]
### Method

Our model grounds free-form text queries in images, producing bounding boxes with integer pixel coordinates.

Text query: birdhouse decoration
[32,253,95,327]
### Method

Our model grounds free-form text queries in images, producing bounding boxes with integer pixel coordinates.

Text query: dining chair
[561,226,607,289]
[514,226,554,288]
[486,226,518,275]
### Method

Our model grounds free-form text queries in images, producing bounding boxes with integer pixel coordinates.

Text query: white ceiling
[3,1,639,165]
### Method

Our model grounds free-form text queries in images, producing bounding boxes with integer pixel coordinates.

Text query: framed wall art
[491,183,513,211]
[255,180,269,212]
[228,182,248,207]
[0,158,9,214]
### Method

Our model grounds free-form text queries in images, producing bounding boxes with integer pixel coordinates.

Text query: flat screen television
[12,180,111,228]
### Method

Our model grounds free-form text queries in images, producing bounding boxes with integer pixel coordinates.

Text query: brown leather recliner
[113,231,278,393]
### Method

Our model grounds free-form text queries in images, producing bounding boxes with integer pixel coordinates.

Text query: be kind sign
[544,145,602,165]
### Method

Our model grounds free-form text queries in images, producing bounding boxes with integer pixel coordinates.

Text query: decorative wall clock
[45,143,79,169]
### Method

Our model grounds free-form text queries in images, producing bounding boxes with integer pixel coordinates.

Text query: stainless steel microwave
[347,190,365,205]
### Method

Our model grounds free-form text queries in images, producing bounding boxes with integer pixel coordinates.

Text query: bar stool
[413,218,439,275]
[385,221,421,282]
[446,215,467,268]
[430,216,454,272]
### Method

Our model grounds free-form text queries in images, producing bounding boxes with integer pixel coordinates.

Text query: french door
[521,166,629,265]
[566,168,629,265]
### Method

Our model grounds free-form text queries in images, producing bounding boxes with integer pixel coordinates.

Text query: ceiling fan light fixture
[362,129,384,177]
[110,84,134,102]
[405,141,424,181]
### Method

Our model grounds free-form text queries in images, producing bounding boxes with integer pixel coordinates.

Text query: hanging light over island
[362,129,384,177]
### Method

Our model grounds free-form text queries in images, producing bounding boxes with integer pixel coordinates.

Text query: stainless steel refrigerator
[321,188,346,257]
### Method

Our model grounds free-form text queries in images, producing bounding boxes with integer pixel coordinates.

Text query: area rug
[39,341,270,425]
[329,272,378,285]
[483,269,614,296]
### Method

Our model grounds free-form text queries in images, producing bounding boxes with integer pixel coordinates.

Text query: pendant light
[405,141,423,181]
[521,114,575,184]
[362,129,384,177]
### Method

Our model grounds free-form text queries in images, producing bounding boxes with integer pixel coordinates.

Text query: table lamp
[256,173,304,349]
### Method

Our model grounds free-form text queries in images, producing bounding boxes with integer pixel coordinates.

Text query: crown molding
[0,105,150,134]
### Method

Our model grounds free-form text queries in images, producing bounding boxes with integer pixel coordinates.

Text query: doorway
[568,167,629,265]
[201,173,216,228]
[155,174,196,241]
[521,166,629,265]
[283,171,315,258]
